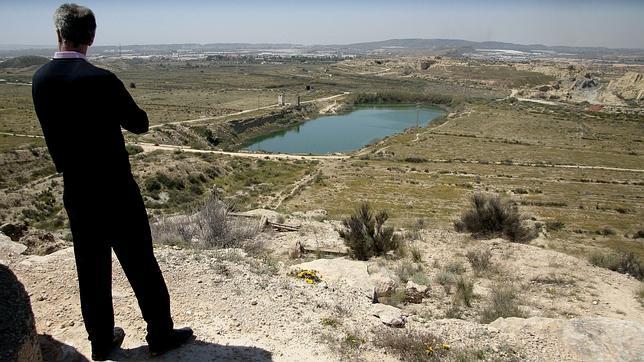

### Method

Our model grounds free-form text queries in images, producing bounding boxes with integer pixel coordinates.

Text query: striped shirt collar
[53,51,87,60]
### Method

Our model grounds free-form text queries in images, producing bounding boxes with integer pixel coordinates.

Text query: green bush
[125,144,144,156]
[454,193,537,243]
[339,203,399,260]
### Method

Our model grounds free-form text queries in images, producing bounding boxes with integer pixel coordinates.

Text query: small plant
[454,277,475,307]
[125,144,144,155]
[410,246,423,263]
[444,261,466,275]
[480,286,524,323]
[381,287,407,307]
[636,283,644,307]
[320,317,341,328]
[343,333,365,348]
[339,203,399,260]
[435,271,455,294]
[596,227,616,236]
[466,249,493,274]
[454,193,537,243]
[545,220,565,232]
[296,270,322,284]
[372,328,451,361]
[396,261,425,284]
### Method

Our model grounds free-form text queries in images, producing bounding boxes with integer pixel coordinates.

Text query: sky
[1,0,643,49]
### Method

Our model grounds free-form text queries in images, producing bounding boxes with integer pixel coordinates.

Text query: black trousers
[63,172,173,344]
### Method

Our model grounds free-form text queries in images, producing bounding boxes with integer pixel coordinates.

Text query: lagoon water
[244,105,444,154]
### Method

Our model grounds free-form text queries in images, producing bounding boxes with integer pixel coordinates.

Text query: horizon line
[1,38,643,52]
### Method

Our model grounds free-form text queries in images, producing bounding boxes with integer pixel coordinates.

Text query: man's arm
[110,74,149,134]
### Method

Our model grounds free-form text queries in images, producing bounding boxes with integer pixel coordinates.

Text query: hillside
[2,210,643,361]
[0,55,49,69]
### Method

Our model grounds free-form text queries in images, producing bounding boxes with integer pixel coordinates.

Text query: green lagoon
[245,104,444,154]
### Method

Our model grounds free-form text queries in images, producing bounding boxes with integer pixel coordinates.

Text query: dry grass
[151,195,262,251]
[589,250,643,280]
[372,328,450,361]
[454,277,475,307]
[465,249,493,275]
[480,285,525,323]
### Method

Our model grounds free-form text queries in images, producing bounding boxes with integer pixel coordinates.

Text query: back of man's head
[53,3,96,46]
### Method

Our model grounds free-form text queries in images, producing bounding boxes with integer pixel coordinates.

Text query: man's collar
[53,51,87,60]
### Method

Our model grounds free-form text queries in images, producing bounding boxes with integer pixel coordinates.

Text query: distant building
[278,94,284,106]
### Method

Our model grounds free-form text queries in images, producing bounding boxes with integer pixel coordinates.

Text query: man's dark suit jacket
[32,58,147,178]
[32,58,149,234]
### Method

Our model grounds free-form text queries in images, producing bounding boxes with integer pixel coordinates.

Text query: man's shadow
[39,335,273,361]
[114,340,273,361]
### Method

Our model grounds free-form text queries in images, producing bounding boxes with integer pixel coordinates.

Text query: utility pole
[416,103,420,128]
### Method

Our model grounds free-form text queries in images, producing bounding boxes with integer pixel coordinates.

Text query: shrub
[444,261,466,275]
[410,246,423,263]
[634,230,644,239]
[480,286,524,323]
[545,220,565,232]
[589,251,643,280]
[151,195,262,251]
[144,178,162,192]
[156,172,185,190]
[372,328,451,361]
[454,277,475,307]
[435,271,455,294]
[125,144,144,155]
[454,193,537,243]
[636,284,644,307]
[339,203,399,260]
[596,227,616,236]
[396,261,427,284]
[466,249,492,274]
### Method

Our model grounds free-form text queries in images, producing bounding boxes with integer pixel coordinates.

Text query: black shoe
[148,327,194,357]
[91,327,126,361]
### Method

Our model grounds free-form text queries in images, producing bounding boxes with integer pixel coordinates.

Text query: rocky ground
[1,210,643,361]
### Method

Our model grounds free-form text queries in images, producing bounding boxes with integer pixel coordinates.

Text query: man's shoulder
[33,60,117,84]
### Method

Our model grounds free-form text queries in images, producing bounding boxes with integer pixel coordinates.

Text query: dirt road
[149,92,350,129]
[138,142,349,160]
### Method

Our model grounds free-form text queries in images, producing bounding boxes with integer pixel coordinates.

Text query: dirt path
[0,131,44,139]
[270,170,321,210]
[138,142,349,161]
[149,92,350,130]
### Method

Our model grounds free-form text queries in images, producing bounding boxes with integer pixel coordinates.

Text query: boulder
[0,264,43,362]
[369,273,396,298]
[405,280,430,304]
[290,258,372,297]
[0,223,28,241]
[491,317,644,361]
[371,303,405,328]
[0,232,28,258]
[19,231,67,256]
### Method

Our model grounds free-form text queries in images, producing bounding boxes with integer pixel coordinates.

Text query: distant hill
[0,55,49,69]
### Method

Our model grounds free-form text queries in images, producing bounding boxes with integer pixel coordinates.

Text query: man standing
[32,4,192,360]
